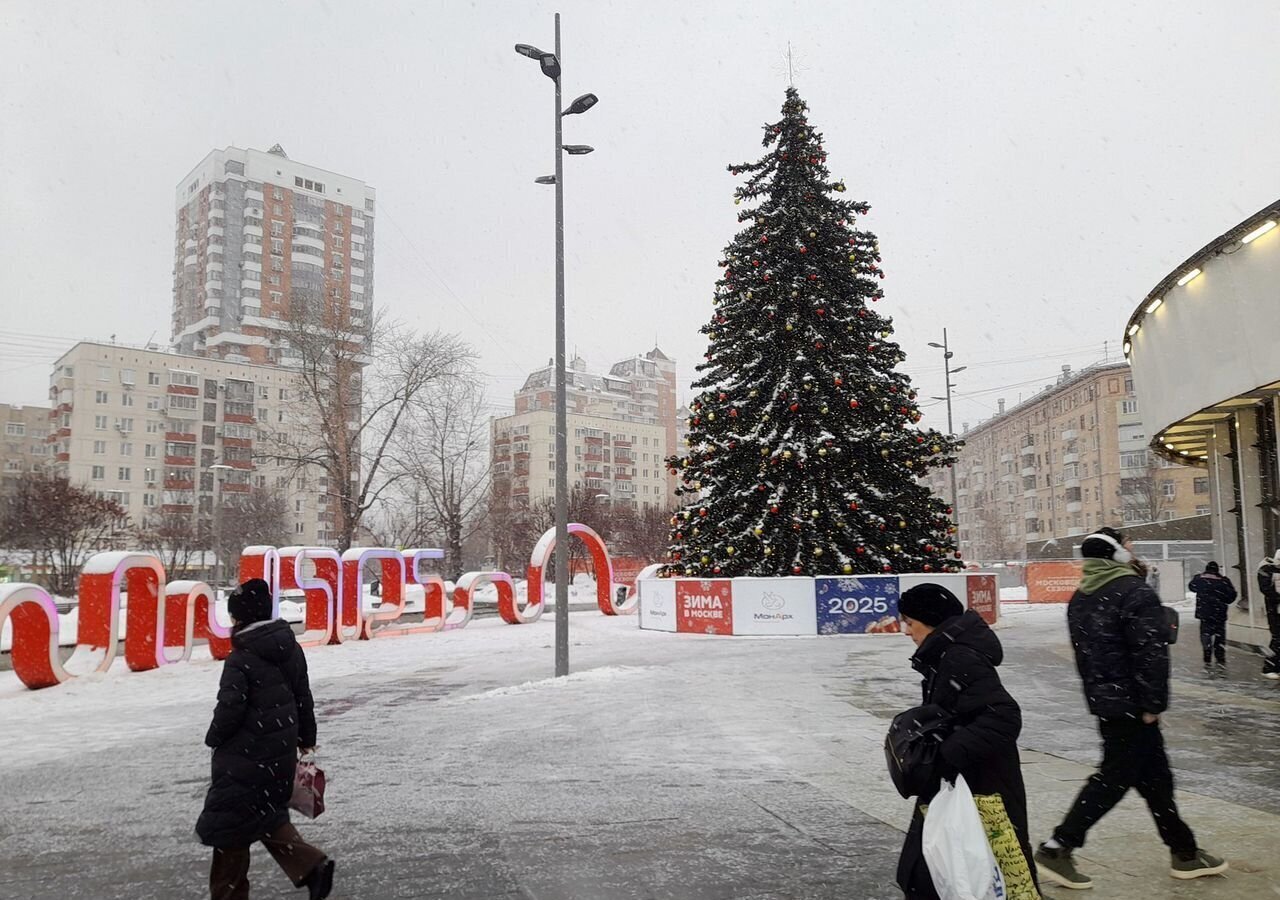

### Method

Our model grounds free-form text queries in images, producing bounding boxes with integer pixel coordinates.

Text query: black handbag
[885,703,953,799]
[1162,604,1180,644]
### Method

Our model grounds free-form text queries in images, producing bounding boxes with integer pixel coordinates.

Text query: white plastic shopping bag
[921,775,1007,900]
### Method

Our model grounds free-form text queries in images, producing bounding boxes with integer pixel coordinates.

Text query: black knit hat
[1205,561,1220,574]
[227,578,273,624]
[899,583,965,627]
[1081,526,1125,560]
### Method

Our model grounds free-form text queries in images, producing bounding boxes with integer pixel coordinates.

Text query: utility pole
[929,330,967,529]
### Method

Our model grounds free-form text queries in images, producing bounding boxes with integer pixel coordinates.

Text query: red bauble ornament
[855,546,866,555]
[834,377,843,386]
[760,236,768,243]
[718,392,727,401]
[799,246,808,254]
[815,341,824,350]
[882,564,892,572]
[815,308,825,316]
[925,544,935,553]
[713,566,722,574]
[923,564,933,572]
[699,508,708,517]
[916,436,925,444]
[729,409,738,418]
[793,566,803,575]
[956,552,963,559]
[789,402,799,412]
[770,505,779,514]
[849,399,859,408]
[756,484,767,492]
[848,502,859,511]
[673,552,682,560]
[807,274,818,281]
[752,260,760,267]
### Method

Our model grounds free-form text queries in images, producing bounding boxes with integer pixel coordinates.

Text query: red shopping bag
[290,756,326,819]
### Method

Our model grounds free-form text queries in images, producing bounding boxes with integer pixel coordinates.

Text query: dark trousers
[210,821,326,900]
[1265,601,1280,673]
[1199,619,1226,664]
[1053,718,1196,856]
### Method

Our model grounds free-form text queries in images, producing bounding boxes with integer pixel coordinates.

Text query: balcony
[584,453,604,463]
[1064,477,1081,489]
[1067,526,1088,536]
[1000,453,1014,464]
[1066,501,1083,513]
[1024,508,1038,519]
[615,452,636,465]
[1062,429,1078,442]
[1063,452,1080,465]
[1025,528,1041,541]
[1023,487,1037,499]
[1021,465,1037,477]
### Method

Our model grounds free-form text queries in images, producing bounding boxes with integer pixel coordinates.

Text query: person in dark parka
[1256,552,1280,678]
[894,584,1040,900]
[196,579,335,900]
[1189,561,1236,672]
[1036,528,1226,890]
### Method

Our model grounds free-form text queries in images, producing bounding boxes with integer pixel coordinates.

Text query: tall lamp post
[208,463,233,588]
[515,15,598,678]
[928,330,967,529]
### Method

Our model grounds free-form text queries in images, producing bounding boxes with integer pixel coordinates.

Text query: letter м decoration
[526,523,618,616]
[76,551,167,673]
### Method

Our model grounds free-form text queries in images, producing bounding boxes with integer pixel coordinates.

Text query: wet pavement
[0,603,1276,899]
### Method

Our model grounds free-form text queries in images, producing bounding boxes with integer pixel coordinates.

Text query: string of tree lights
[665,88,962,579]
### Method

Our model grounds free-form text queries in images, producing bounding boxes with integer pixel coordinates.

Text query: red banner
[1027,561,1083,603]
[675,580,733,635]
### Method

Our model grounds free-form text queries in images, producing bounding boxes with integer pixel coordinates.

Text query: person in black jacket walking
[895,584,1040,900]
[1189,562,1236,674]
[1256,552,1280,679]
[1036,529,1227,890]
[196,579,335,900]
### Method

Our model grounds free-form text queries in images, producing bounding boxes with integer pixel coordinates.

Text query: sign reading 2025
[814,576,901,635]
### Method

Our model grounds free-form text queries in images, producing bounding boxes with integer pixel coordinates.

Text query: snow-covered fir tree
[666,88,962,578]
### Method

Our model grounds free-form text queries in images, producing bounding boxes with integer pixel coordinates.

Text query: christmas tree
[666,88,961,578]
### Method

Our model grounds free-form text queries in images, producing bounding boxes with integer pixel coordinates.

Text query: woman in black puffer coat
[197,579,334,900]
[894,584,1039,900]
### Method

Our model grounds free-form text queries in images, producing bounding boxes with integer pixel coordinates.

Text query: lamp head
[563,144,595,156]
[564,93,599,116]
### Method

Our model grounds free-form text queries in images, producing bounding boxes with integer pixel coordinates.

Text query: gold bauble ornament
[813,547,823,556]
[763,545,773,556]
[761,447,770,457]
[842,564,853,574]
[881,449,890,458]
[753,527,763,536]
[821,406,829,414]
[818,448,828,457]
[783,450,792,459]
[726,546,736,555]
[749,389,758,397]
[707,412,716,421]
[809,231,816,238]
[785,323,794,332]
[700,555,710,564]
[810,509,820,518]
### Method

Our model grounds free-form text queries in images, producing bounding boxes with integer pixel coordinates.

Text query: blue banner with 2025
[815,576,901,635]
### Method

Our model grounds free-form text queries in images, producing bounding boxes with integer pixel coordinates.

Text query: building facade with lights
[1125,198,1280,650]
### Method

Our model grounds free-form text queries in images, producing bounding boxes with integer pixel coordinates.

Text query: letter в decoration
[526,523,617,616]
[0,584,71,689]
[76,551,167,673]
[278,546,339,648]
[238,545,282,618]
[456,571,518,628]
[164,581,232,661]
[340,547,404,642]
[368,549,445,639]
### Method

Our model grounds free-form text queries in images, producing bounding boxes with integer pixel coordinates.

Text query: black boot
[306,859,334,900]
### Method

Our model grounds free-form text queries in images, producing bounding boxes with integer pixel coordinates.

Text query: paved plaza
[1,601,1277,899]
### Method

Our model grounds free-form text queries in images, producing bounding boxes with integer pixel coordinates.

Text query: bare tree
[1120,461,1175,526]
[972,503,1022,562]
[215,487,290,572]
[615,503,676,562]
[486,473,549,574]
[396,373,490,580]
[265,305,474,551]
[0,472,128,595]
[135,508,207,578]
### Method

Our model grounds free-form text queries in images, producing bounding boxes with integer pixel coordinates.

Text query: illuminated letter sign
[0,585,71,689]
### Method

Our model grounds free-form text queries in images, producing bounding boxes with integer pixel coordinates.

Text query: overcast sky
[3,0,1279,433]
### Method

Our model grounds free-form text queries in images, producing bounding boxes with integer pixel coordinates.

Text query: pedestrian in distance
[1036,528,1227,890]
[1189,561,1236,675]
[1255,550,1280,679]
[894,583,1041,900]
[196,578,336,900]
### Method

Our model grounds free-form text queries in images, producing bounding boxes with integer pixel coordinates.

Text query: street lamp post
[515,15,598,678]
[927,330,967,527]
[208,463,233,588]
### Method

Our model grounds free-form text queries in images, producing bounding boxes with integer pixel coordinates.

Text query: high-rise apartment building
[171,145,374,364]
[47,342,332,545]
[0,403,52,495]
[922,362,1206,560]
[494,349,680,509]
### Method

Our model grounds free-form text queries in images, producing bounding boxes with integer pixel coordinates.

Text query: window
[98,366,110,381]
[1162,480,1176,499]
[269,274,282,286]
[1120,450,1147,469]
[169,395,197,411]
[119,442,132,456]
[169,370,198,387]
[121,368,135,385]
[271,221,283,237]
[146,420,161,433]
[95,390,109,404]
[121,393,134,407]
[295,522,305,535]
[271,238,284,255]
[272,187,283,201]
[94,415,108,430]
[148,371,160,386]
[145,397,160,410]
[4,423,24,436]
[144,467,157,482]
[145,444,156,458]
[116,417,134,432]
[278,388,288,400]
[271,257,283,272]
[1120,399,1139,415]
[93,440,106,454]
[143,493,156,508]
[273,204,283,216]
[91,465,105,480]
[1193,477,1209,494]
[118,467,132,481]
